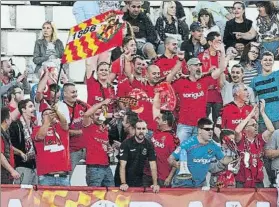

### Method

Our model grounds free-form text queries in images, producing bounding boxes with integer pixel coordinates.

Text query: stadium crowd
[1,0,279,193]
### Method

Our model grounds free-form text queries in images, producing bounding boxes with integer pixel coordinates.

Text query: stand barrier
[1,184,277,207]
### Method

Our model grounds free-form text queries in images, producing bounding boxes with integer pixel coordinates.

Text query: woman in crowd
[239,42,262,85]
[198,9,220,38]
[155,1,188,54]
[233,1,279,58]
[33,21,64,78]
[223,2,256,53]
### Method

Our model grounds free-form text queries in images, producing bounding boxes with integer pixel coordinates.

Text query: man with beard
[119,120,160,193]
[1,59,30,106]
[7,86,24,120]
[153,37,188,79]
[220,83,254,130]
[9,99,38,185]
[234,100,274,188]
[123,0,157,59]
[180,22,208,61]
[220,64,255,105]
[35,67,70,126]
[172,53,226,142]
[82,98,115,187]
[63,83,89,181]
[168,118,232,188]
[1,107,20,184]
[108,36,137,83]
[143,91,178,187]
[32,107,70,186]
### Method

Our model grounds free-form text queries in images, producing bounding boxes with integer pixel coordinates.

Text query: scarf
[20,116,36,161]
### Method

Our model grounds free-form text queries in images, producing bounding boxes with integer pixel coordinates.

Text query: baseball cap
[187,58,203,66]
[190,22,202,32]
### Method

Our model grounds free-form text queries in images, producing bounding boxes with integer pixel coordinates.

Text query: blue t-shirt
[172,136,224,187]
[250,70,279,123]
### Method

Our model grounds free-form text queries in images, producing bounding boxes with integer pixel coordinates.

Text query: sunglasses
[202,128,213,131]
[249,50,259,55]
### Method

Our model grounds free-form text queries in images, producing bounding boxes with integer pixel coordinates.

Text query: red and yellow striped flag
[62,10,126,64]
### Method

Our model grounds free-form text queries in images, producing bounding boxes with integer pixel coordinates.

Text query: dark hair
[233,1,246,19]
[1,107,10,123]
[7,85,22,102]
[122,36,136,47]
[206,31,221,42]
[198,9,216,28]
[18,99,33,115]
[132,55,144,64]
[161,110,175,127]
[41,108,52,117]
[197,117,213,128]
[239,42,260,65]
[96,62,111,71]
[262,51,274,59]
[49,83,61,93]
[220,129,235,144]
[135,119,147,127]
[256,1,277,16]
[231,64,244,73]
[125,110,139,128]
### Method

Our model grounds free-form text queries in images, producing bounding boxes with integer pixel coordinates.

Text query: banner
[1,185,277,207]
[61,10,125,64]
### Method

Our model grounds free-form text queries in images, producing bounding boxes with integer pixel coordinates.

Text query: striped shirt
[243,67,259,86]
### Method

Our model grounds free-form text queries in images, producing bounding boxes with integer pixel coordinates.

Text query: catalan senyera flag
[61,10,126,64]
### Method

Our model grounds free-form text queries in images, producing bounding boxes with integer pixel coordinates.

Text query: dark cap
[190,22,202,32]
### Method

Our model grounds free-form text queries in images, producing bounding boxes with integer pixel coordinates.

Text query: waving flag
[62,10,125,64]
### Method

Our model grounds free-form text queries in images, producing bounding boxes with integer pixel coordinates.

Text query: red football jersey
[83,124,109,165]
[32,123,71,176]
[86,76,115,108]
[173,76,212,126]
[65,100,89,152]
[144,130,177,180]
[153,55,188,78]
[221,102,253,130]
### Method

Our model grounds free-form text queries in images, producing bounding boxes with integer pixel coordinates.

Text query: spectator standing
[193,1,232,37]
[180,22,209,61]
[220,64,255,106]
[33,21,64,76]
[198,31,225,124]
[82,99,115,187]
[173,48,226,142]
[223,2,256,52]
[168,118,232,188]
[63,83,89,180]
[155,1,188,54]
[119,120,160,193]
[265,130,279,187]
[10,99,38,185]
[220,83,253,130]
[198,9,220,38]
[250,51,279,131]
[1,107,20,184]
[239,42,262,85]
[234,101,275,188]
[123,0,157,59]
[32,107,70,186]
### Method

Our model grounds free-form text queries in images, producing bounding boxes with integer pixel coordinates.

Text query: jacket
[33,39,64,73]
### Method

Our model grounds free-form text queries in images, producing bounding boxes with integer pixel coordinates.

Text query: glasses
[202,128,213,131]
[249,50,259,55]
[131,5,141,9]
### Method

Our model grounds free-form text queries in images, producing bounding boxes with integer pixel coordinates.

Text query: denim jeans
[70,148,86,179]
[86,165,115,187]
[176,123,198,143]
[39,175,70,186]
[72,1,100,24]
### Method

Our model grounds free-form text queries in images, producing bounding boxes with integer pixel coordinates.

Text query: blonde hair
[161,1,176,18]
[40,21,58,42]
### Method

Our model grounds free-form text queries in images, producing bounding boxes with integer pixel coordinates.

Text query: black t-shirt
[119,136,156,186]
